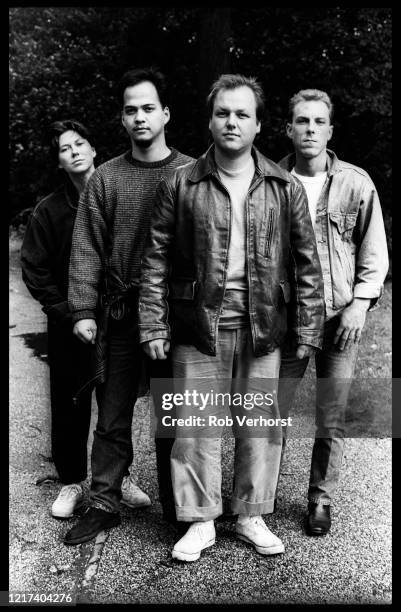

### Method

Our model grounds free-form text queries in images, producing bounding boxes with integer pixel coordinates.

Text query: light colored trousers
[171,327,282,522]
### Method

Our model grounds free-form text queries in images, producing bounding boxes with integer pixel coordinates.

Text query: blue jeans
[171,327,282,522]
[278,315,359,505]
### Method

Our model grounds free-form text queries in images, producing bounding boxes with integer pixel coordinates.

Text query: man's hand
[142,338,171,360]
[296,344,316,359]
[73,318,97,344]
[333,298,370,351]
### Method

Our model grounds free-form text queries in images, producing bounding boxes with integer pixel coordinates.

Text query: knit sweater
[68,148,193,322]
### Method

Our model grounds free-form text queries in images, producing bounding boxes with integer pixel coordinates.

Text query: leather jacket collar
[188,145,291,183]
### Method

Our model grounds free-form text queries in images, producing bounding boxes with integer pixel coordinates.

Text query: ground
[9,229,391,605]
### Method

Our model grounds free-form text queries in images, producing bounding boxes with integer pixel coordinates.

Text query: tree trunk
[198,8,232,147]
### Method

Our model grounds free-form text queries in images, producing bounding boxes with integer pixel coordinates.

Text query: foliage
[9,6,391,250]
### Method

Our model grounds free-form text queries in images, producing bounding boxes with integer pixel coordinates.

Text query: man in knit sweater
[65,67,193,545]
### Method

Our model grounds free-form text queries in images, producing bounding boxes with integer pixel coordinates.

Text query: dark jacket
[20,181,79,323]
[138,146,325,357]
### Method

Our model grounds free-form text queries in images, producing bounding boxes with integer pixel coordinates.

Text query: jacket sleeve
[138,177,175,343]
[20,215,69,322]
[68,171,109,322]
[353,176,389,308]
[288,180,325,348]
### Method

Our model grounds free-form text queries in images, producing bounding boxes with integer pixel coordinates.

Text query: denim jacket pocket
[169,278,197,300]
[329,212,357,241]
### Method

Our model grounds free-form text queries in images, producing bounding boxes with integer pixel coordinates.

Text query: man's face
[286,100,333,159]
[121,80,170,148]
[58,130,96,175]
[209,86,261,156]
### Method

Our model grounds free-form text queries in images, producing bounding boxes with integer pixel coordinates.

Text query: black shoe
[305,502,331,536]
[64,507,121,545]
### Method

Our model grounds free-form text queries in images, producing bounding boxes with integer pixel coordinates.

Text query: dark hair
[48,120,92,163]
[206,73,266,122]
[288,89,334,122]
[116,66,168,108]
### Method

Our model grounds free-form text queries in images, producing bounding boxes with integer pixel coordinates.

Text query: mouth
[223,133,239,138]
[72,159,85,164]
[134,127,149,132]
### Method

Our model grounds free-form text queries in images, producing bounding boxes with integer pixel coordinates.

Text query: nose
[135,109,146,123]
[71,145,79,156]
[226,113,237,129]
[306,122,315,133]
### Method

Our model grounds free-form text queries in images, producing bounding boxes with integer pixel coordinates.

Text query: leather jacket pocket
[329,212,357,241]
[169,278,197,300]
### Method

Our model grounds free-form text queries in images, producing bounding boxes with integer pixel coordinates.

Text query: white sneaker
[236,515,284,555]
[51,484,84,518]
[172,520,216,562]
[121,475,151,509]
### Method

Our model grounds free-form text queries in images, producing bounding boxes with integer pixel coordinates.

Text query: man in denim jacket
[277,89,389,535]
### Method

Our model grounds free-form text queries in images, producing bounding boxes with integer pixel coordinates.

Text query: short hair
[48,120,92,164]
[206,74,265,122]
[117,66,168,108]
[288,89,334,122]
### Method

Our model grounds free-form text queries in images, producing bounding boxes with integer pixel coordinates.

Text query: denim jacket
[138,146,325,357]
[279,150,389,312]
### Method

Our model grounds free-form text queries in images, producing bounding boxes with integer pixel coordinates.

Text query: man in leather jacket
[277,89,389,536]
[138,74,325,561]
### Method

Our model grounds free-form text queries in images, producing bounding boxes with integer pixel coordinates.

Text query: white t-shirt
[291,169,327,228]
[217,157,255,290]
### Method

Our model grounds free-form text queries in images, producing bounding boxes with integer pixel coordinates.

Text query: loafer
[64,507,121,545]
[306,502,331,536]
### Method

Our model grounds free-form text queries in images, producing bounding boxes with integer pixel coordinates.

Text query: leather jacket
[138,146,325,356]
[279,150,389,312]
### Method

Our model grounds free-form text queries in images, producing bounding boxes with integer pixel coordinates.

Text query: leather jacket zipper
[265,208,275,258]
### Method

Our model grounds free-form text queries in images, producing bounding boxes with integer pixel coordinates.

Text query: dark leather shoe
[64,507,121,545]
[306,502,331,536]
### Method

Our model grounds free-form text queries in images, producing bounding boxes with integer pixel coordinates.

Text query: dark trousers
[47,318,93,484]
[89,315,174,514]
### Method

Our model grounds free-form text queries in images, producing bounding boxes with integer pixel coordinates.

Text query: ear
[121,111,126,129]
[92,147,97,159]
[327,125,333,142]
[164,107,170,126]
[256,120,261,135]
[286,122,293,139]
